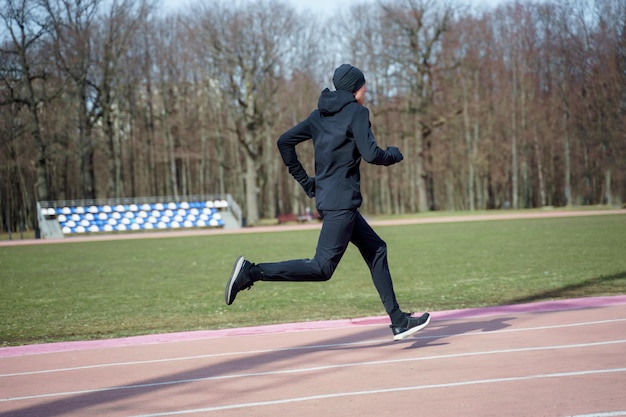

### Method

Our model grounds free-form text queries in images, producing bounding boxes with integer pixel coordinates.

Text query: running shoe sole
[225,256,245,305]
[393,313,431,341]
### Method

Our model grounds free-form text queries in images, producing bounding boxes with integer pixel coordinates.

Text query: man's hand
[386,146,404,163]
[301,176,315,198]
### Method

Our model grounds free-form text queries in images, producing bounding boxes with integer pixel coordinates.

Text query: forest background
[1,0,624,231]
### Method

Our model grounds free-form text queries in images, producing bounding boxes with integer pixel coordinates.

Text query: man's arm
[277,119,315,197]
[352,106,403,166]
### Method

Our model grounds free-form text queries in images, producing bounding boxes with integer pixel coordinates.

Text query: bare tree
[0,0,54,203]
[42,0,102,199]
[189,0,299,225]
[379,0,457,212]
[94,0,154,198]
[3,0,626,234]
[0,0,68,234]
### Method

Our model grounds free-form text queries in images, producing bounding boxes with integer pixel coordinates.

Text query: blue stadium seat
[51,199,227,235]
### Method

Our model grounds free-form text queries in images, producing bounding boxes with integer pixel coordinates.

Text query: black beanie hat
[333,64,366,93]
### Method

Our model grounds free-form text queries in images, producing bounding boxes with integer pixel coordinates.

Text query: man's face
[354,83,367,105]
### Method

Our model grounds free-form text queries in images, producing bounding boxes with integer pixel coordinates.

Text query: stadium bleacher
[39,200,228,235]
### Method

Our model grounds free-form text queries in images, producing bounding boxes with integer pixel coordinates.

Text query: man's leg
[349,211,403,324]
[255,209,356,282]
[226,211,356,304]
[349,212,431,339]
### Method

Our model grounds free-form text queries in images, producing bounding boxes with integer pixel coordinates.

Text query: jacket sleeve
[277,118,316,197]
[352,106,402,166]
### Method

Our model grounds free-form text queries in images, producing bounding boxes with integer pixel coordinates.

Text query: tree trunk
[563,107,572,207]
[511,61,519,210]
[414,127,429,212]
[603,169,612,206]
[533,125,546,207]
[244,147,259,225]
[78,95,96,199]
[461,71,475,211]
[105,101,124,198]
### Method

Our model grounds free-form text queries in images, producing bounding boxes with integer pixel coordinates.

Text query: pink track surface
[2,296,626,417]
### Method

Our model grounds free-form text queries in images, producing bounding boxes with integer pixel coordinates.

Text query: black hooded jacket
[277,88,402,211]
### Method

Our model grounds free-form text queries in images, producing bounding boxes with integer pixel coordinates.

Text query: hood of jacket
[317,88,356,116]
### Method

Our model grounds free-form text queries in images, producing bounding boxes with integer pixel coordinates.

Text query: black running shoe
[224,256,254,305]
[390,312,431,341]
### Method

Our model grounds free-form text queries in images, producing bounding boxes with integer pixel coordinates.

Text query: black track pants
[256,209,401,318]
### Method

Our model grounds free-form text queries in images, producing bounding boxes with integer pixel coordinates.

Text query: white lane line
[129,367,626,416]
[2,318,625,378]
[2,339,625,403]
[567,413,626,417]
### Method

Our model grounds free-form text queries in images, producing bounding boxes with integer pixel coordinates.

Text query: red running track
[2,295,626,417]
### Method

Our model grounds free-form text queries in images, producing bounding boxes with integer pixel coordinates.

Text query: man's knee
[305,258,334,281]
[367,242,388,265]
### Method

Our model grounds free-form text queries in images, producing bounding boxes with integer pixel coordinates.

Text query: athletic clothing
[256,87,406,325]
[277,88,399,211]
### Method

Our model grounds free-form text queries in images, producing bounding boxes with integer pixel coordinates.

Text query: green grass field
[1,212,625,347]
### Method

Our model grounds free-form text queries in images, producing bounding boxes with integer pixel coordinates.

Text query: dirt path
[2,209,624,247]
